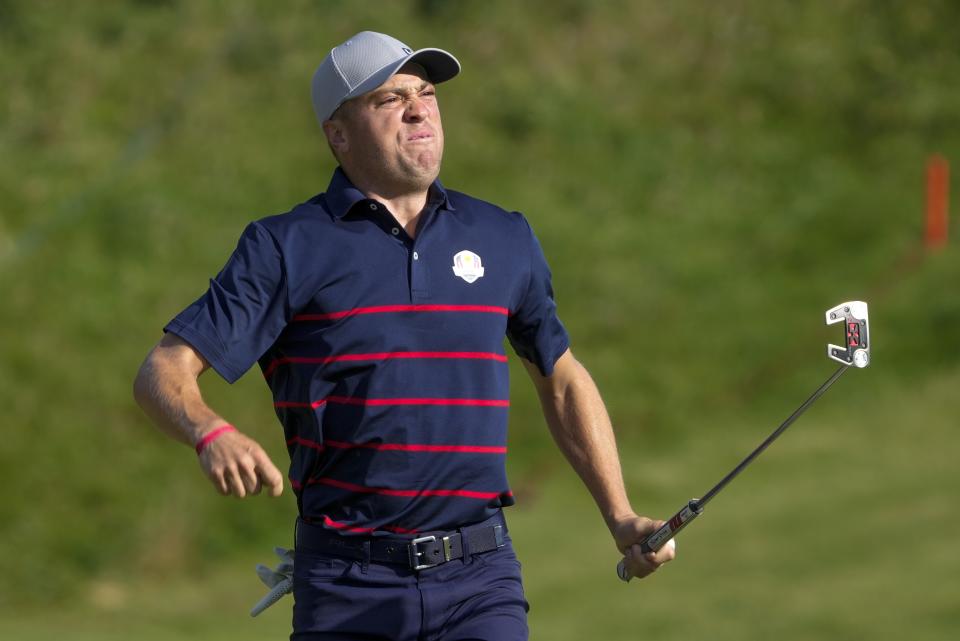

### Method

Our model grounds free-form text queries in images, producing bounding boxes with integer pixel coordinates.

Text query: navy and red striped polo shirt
[166,168,569,535]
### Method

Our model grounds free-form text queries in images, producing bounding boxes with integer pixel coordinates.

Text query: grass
[2,0,959,638]
[4,366,958,640]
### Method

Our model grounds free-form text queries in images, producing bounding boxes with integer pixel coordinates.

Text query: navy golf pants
[291,517,529,640]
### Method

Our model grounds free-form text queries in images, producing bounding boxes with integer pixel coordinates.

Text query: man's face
[326,63,444,193]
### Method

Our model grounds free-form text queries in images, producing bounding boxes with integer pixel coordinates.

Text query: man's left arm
[522,348,676,579]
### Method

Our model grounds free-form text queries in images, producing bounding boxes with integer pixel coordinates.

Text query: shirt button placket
[410,245,429,302]
[371,201,403,241]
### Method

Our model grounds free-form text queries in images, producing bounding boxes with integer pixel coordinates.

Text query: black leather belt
[296,512,507,571]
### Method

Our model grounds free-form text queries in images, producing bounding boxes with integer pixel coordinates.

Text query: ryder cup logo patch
[452,250,485,284]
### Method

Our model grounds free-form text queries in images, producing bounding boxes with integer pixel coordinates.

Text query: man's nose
[403,97,429,122]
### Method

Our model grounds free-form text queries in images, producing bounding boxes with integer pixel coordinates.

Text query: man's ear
[322,118,349,156]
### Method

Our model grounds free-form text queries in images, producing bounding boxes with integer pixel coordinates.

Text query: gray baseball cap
[311,31,461,124]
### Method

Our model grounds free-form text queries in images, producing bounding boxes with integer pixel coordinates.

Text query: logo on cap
[452,250,485,284]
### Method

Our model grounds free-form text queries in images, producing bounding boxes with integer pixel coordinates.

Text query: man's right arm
[133,333,284,498]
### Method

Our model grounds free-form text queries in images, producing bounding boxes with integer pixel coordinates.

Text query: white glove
[250,547,294,617]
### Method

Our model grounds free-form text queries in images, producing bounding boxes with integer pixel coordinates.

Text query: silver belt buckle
[409,535,439,570]
[409,534,454,570]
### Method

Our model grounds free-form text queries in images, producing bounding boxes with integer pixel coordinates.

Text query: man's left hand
[612,514,677,580]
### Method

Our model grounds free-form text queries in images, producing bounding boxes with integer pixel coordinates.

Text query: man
[134,31,675,640]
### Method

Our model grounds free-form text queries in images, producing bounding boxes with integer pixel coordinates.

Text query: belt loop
[493,524,505,548]
[361,540,371,574]
[460,526,472,565]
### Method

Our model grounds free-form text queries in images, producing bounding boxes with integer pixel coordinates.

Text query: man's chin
[400,159,442,188]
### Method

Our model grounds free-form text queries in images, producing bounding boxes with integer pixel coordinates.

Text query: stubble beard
[343,127,444,198]
[387,135,443,194]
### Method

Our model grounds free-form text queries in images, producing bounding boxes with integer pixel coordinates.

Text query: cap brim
[335,47,460,115]
[405,48,461,84]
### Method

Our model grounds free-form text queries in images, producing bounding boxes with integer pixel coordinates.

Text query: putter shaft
[618,302,869,582]
[618,364,849,580]
[698,364,847,508]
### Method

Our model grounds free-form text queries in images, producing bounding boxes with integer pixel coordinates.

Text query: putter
[617,301,870,581]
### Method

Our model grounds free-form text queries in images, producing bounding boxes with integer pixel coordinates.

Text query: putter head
[825,301,870,368]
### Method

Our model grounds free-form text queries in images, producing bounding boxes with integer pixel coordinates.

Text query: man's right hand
[197,427,284,498]
[133,335,286,499]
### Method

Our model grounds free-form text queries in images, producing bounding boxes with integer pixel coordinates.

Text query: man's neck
[344,169,434,237]
[369,189,430,236]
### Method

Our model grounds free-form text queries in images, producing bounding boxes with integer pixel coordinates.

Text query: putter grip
[616,499,701,582]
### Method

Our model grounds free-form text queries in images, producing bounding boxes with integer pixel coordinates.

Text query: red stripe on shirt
[320,515,418,535]
[287,436,325,452]
[326,440,507,454]
[274,400,328,409]
[287,437,507,455]
[275,397,509,409]
[292,304,510,321]
[312,477,508,500]
[328,396,510,407]
[264,351,507,378]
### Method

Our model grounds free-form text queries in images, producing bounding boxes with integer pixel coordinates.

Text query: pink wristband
[195,424,237,455]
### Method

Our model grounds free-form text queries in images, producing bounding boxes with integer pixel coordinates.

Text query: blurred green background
[2,0,959,638]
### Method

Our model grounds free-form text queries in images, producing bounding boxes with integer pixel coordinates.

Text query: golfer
[134,31,675,640]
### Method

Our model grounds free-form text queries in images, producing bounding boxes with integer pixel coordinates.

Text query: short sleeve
[164,222,289,383]
[506,215,570,376]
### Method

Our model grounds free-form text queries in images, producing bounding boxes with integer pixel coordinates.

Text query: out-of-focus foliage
[1,1,958,639]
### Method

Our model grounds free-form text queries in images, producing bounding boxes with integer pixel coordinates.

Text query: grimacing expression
[325,64,444,192]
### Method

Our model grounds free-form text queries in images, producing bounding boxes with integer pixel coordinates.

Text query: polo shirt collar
[324,167,456,220]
